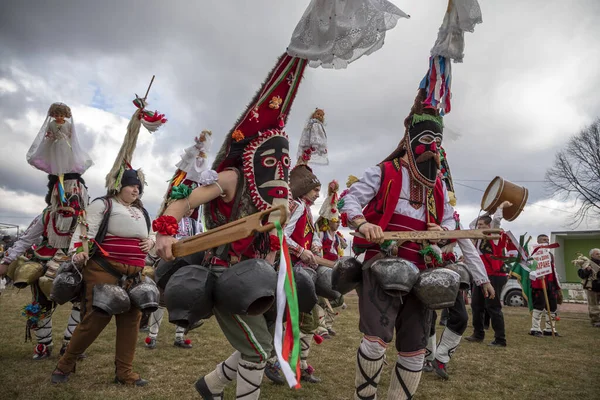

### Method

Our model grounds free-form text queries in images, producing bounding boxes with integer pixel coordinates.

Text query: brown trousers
[56,259,142,383]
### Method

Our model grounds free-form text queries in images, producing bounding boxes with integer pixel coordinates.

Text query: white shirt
[285,199,322,255]
[340,165,457,230]
[3,214,44,264]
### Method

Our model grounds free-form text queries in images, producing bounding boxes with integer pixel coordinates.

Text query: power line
[455,179,548,183]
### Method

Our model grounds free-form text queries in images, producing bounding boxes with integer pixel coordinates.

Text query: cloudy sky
[1,0,599,240]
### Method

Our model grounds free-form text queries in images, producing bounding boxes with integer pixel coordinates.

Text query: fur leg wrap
[425,334,436,362]
[531,309,543,333]
[34,316,53,346]
[204,351,240,397]
[387,353,424,400]
[354,337,386,400]
[236,360,265,399]
[436,328,461,364]
[62,306,81,342]
[148,307,165,339]
[300,332,312,370]
[544,312,557,333]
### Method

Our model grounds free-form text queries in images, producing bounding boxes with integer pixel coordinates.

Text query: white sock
[175,325,185,340]
[148,307,165,339]
[425,334,436,362]
[300,332,312,370]
[34,316,53,346]
[531,309,543,332]
[236,360,265,400]
[355,337,386,400]
[62,305,81,343]
[388,353,424,400]
[436,328,462,364]
[544,311,557,333]
[204,351,240,395]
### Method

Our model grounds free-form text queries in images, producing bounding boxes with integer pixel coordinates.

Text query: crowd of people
[0,1,598,399]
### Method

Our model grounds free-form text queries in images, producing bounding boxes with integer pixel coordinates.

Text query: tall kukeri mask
[242,129,291,210]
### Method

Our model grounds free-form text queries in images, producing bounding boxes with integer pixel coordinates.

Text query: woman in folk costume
[1,102,92,360]
[422,146,494,380]
[51,96,166,386]
[145,130,214,350]
[315,180,348,338]
[338,1,486,397]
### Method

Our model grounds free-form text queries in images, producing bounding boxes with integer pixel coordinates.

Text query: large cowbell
[370,258,420,297]
[332,257,362,294]
[293,266,318,313]
[92,284,131,315]
[165,264,215,328]
[315,266,342,301]
[214,259,277,316]
[154,251,206,290]
[444,262,472,290]
[413,268,460,310]
[129,278,160,313]
[50,261,83,305]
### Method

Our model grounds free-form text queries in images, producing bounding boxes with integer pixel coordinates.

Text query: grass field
[1,288,599,400]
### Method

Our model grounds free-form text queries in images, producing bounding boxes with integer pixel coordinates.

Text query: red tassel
[184,339,192,345]
[313,334,323,344]
[144,337,152,344]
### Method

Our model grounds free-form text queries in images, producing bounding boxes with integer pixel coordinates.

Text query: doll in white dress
[27,103,93,176]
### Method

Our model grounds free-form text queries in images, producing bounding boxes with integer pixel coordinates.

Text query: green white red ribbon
[274,221,301,388]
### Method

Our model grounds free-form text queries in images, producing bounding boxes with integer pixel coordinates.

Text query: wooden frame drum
[481,176,528,221]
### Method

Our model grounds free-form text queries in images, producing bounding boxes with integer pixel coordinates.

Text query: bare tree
[546,118,600,226]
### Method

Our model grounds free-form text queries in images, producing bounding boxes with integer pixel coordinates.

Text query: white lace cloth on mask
[339,165,456,230]
[288,0,408,69]
[430,0,482,62]
[297,118,328,165]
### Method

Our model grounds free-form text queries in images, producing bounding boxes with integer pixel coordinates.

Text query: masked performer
[2,102,92,360]
[51,96,166,385]
[339,0,484,395]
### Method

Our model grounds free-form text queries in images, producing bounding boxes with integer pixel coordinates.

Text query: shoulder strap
[141,207,151,233]
[93,197,112,249]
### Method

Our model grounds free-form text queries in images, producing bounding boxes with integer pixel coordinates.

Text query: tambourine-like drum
[481,176,528,221]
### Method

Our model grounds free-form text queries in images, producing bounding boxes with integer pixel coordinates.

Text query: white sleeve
[285,200,304,256]
[339,166,382,223]
[3,214,44,263]
[440,185,458,231]
[491,208,503,229]
[457,235,489,286]
[312,230,322,252]
[69,199,106,252]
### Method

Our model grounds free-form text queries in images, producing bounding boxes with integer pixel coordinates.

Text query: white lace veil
[26,103,93,175]
[287,0,409,69]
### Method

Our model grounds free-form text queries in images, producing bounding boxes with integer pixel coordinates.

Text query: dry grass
[1,288,599,400]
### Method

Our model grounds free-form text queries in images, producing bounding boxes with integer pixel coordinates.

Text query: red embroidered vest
[32,209,60,260]
[322,231,341,262]
[289,201,315,262]
[354,160,445,269]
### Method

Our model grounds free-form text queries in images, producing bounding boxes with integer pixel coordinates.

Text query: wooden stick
[541,279,556,338]
[171,205,287,258]
[143,75,156,101]
[350,229,501,244]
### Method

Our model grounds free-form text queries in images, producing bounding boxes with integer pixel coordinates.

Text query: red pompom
[313,334,323,344]
[152,215,179,236]
[340,213,348,228]
[415,144,426,155]
[184,339,192,345]
[145,337,152,344]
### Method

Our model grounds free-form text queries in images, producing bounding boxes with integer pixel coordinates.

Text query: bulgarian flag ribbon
[505,231,534,312]
[274,221,301,388]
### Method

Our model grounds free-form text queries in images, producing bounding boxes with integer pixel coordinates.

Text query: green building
[551,230,600,302]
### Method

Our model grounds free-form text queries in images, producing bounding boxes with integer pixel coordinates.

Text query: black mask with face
[244,132,291,210]
[405,119,443,188]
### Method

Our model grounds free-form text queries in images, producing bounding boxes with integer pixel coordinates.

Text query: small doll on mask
[26,102,93,176]
[296,108,329,165]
